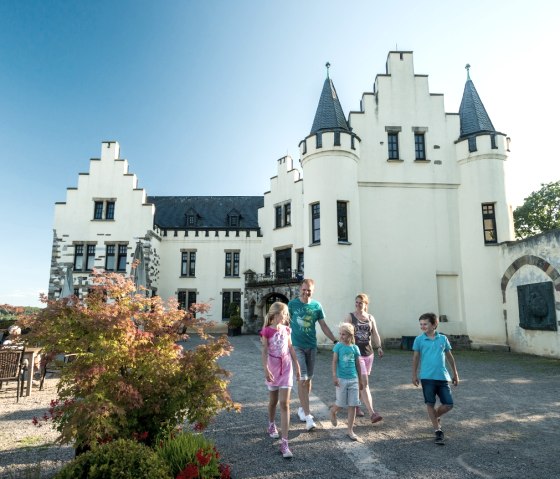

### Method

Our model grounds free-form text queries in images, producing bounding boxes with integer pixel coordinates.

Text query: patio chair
[0,346,26,402]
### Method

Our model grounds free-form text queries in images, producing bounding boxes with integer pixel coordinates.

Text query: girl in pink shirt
[260,302,301,458]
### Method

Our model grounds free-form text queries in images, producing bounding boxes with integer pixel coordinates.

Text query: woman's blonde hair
[264,302,289,328]
[338,322,355,344]
[356,293,369,310]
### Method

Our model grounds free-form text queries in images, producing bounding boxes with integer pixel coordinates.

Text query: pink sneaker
[267,423,279,438]
[280,438,293,458]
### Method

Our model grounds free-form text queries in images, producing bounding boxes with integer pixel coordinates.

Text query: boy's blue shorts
[421,379,453,406]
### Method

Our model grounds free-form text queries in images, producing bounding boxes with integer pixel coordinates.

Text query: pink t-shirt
[260,325,293,388]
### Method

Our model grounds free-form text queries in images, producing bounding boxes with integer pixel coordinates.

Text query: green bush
[53,439,172,479]
[156,432,225,479]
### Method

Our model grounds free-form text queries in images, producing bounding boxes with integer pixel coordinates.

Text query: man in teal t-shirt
[288,279,337,431]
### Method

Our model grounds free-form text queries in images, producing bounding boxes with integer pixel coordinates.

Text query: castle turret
[299,65,362,334]
[456,65,514,347]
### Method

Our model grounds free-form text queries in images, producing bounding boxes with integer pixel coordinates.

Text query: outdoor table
[23,347,42,396]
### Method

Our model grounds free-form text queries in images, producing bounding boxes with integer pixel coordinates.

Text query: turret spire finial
[465,63,471,81]
[326,62,331,79]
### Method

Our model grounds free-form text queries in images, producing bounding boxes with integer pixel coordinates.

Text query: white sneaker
[305,415,316,431]
[297,407,306,422]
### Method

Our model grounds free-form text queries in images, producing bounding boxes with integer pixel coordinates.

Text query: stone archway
[500,254,560,303]
[244,285,296,333]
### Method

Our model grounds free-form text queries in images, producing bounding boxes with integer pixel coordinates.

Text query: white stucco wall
[500,231,560,358]
[51,142,154,297]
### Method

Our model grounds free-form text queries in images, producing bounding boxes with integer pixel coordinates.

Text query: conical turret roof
[459,67,495,138]
[310,75,350,135]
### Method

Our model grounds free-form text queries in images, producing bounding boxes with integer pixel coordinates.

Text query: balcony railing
[245,271,303,287]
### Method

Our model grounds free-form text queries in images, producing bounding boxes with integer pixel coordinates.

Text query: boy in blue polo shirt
[412,313,459,445]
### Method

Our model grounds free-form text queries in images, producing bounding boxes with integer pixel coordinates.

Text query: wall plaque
[517,281,557,331]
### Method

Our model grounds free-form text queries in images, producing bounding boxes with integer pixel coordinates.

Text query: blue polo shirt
[412,331,452,381]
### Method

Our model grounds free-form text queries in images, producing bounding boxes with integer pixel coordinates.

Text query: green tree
[23,269,239,450]
[513,180,560,239]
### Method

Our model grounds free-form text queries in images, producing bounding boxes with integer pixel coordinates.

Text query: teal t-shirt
[333,342,360,379]
[288,297,325,349]
[412,331,452,381]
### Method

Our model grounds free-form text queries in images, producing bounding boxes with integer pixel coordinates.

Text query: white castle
[50,51,521,350]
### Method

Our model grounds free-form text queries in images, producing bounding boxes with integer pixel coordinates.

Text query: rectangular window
[85,244,96,271]
[275,248,292,279]
[334,131,341,146]
[94,202,103,220]
[311,203,320,244]
[337,201,348,242]
[284,203,291,226]
[222,290,241,320]
[225,251,240,277]
[275,206,282,228]
[117,244,127,271]
[414,133,426,160]
[178,291,197,314]
[482,203,498,244]
[275,203,291,228]
[468,137,477,152]
[74,244,84,271]
[178,290,186,310]
[188,291,197,314]
[490,134,497,149]
[388,132,399,159]
[297,251,304,275]
[106,201,115,219]
[93,200,116,220]
[264,256,271,276]
[105,244,116,271]
[181,251,196,277]
[316,132,322,148]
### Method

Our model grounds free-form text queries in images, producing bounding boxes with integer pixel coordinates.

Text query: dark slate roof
[146,196,264,229]
[459,79,495,138]
[310,77,351,134]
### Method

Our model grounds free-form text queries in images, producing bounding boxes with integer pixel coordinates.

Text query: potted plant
[227,304,243,337]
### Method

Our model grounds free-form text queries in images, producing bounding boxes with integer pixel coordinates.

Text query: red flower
[177,463,199,479]
[31,417,39,426]
[132,431,149,442]
[212,446,220,459]
[193,422,205,432]
[195,449,212,467]
[219,463,231,479]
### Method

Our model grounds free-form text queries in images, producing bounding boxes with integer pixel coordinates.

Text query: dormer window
[226,209,241,228]
[185,208,199,228]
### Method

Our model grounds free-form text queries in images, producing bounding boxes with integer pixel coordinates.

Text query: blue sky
[1,0,558,307]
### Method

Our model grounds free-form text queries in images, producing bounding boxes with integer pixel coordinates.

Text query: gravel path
[0,377,73,478]
[2,336,560,479]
